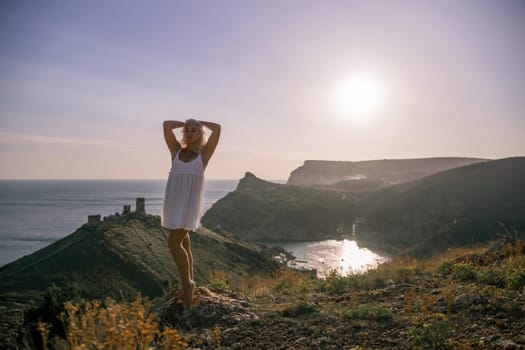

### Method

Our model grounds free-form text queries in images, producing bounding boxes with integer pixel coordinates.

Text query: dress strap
[172,148,181,161]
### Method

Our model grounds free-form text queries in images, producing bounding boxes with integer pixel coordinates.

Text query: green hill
[202,172,359,240]
[360,157,525,256]
[0,205,283,349]
[202,157,525,257]
[0,212,280,299]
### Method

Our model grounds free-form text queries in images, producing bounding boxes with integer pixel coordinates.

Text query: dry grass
[38,295,186,350]
[383,244,490,273]
[207,267,316,299]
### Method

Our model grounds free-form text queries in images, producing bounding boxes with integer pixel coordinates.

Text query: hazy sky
[1,0,524,180]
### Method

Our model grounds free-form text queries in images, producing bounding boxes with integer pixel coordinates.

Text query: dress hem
[161,224,200,231]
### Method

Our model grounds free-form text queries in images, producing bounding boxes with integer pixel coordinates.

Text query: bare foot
[182,282,195,308]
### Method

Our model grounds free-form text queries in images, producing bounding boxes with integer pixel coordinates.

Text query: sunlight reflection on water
[267,239,389,277]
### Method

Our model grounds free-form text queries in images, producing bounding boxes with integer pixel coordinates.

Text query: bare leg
[168,229,194,307]
[182,234,194,282]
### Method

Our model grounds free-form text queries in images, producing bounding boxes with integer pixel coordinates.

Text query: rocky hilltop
[202,172,357,241]
[288,157,486,189]
[203,157,525,257]
[0,208,279,299]
[0,202,281,348]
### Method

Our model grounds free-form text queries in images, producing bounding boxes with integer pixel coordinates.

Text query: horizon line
[0,177,288,181]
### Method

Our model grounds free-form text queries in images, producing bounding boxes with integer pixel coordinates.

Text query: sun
[333,73,386,122]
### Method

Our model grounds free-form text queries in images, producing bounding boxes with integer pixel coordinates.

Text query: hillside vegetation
[203,172,358,240]
[20,236,525,349]
[0,212,279,299]
[202,157,525,257]
[361,157,525,256]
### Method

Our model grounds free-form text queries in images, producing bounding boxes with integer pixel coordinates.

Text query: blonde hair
[181,118,207,153]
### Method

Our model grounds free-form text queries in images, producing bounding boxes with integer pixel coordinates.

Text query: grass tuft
[38,295,186,350]
[282,301,320,317]
[344,305,393,322]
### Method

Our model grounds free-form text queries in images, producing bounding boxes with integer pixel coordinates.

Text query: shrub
[413,266,426,275]
[507,270,525,290]
[208,270,232,292]
[210,279,230,293]
[25,284,82,348]
[477,268,505,287]
[438,261,454,275]
[394,267,415,283]
[372,275,387,288]
[407,320,452,350]
[38,295,186,350]
[238,268,315,297]
[282,301,319,317]
[451,263,477,282]
[502,255,525,290]
[374,307,394,322]
[323,276,349,294]
[344,305,393,322]
[272,268,309,295]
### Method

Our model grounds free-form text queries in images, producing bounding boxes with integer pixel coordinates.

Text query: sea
[0,179,387,275]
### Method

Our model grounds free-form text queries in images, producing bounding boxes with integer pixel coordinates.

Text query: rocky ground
[2,237,524,349]
[153,238,525,350]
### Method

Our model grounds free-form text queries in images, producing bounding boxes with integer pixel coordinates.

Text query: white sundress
[161,149,204,231]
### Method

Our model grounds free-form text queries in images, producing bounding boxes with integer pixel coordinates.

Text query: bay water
[262,239,388,277]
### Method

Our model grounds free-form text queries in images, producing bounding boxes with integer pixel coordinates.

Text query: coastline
[0,179,239,267]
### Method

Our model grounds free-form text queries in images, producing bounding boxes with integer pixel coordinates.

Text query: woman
[161,118,221,307]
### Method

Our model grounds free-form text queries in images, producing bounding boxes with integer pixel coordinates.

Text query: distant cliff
[287,157,487,189]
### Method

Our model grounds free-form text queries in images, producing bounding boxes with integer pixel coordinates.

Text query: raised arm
[200,120,221,167]
[163,120,184,157]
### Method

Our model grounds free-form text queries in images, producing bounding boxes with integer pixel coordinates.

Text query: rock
[150,287,259,330]
[453,293,482,311]
[382,282,415,292]
[518,335,525,345]
[496,319,510,328]
[498,339,521,350]
[236,172,277,191]
[433,296,448,313]
[433,305,448,313]
[222,327,239,337]
[489,335,500,341]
